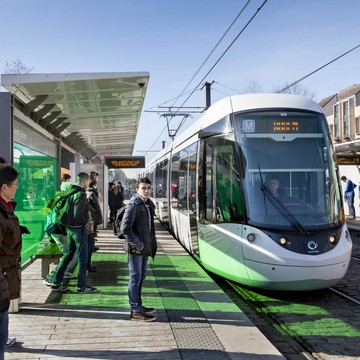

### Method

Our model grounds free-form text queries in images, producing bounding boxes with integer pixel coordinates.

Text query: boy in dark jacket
[121,177,157,322]
[51,172,97,294]
[0,164,21,358]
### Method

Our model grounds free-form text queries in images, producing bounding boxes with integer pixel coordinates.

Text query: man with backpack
[120,177,157,321]
[51,172,98,294]
[43,180,77,286]
[341,176,357,220]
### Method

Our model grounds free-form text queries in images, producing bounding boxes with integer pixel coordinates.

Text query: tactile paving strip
[151,256,231,359]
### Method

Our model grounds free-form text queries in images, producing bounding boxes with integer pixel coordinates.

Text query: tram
[143,94,352,291]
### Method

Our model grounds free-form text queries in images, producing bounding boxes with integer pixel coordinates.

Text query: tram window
[171,143,198,213]
[155,159,168,198]
[204,137,245,223]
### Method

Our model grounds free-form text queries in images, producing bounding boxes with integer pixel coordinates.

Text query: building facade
[320,84,360,216]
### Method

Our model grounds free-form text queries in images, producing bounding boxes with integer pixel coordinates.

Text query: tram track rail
[223,280,319,360]
[211,271,360,360]
[329,287,360,306]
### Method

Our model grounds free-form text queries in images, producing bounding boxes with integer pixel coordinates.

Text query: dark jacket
[120,193,157,258]
[87,188,103,226]
[0,201,22,301]
[65,184,89,227]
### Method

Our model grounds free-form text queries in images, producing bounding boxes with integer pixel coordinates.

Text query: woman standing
[0,164,21,360]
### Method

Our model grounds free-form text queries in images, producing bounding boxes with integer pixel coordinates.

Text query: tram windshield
[233,110,342,230]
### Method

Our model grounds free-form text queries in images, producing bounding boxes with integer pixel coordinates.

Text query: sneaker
[51,284,67,292]
[77,286,98,293]
[43,275,53,286]
[142,306,155,314]
[64,272,76,279]
[92,246,100,253]
[5,337,16,348]
[130,311,156,322]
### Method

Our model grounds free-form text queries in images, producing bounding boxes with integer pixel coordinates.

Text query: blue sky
[1,0,359,172]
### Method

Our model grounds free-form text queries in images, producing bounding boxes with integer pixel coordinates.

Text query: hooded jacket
[0,200,22,301]
[120,193,157,258]
[64,184,89,227]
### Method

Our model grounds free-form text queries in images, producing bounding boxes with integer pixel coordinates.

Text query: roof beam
[53,122,71,137]
[24,95,48,115]
[40,111,63,127]
[46,117,65,133]
[34,104,56,123]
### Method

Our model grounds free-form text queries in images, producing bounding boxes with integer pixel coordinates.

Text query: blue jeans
[128,255,148,312]
[346,195,356,217]
[0,311,8,360]
[53,227,88,289]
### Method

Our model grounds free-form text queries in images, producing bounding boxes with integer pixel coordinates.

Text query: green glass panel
[13,146,58,264]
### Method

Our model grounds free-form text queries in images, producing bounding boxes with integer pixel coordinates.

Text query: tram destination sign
[240,115,321,134]
[105,156,145,169]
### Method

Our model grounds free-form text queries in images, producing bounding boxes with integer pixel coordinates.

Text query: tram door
[198,136,245,225]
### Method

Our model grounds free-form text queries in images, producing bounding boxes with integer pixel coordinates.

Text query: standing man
[341,176,357,219]
[121,177,157,322]
[0,164,21,359]
[51,172,97,293]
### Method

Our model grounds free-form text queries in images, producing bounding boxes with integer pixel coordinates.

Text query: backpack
[113,205,127,239]
[113,202,141,239]
[44,188,79,234]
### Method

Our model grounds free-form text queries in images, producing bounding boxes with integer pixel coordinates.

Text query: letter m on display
[241,119,255,133]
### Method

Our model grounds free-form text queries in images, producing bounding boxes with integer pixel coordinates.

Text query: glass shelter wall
[13,119,58,264]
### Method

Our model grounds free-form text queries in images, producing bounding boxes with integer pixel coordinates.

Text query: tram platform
[7,220,285,360]
[346,217,360,232]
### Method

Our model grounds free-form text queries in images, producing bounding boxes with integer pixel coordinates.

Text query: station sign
[105,156,146,169]
[336,155,360,165]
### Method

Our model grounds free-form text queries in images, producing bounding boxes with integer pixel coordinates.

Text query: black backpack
[113,202,141,239]
[113,205,127,239]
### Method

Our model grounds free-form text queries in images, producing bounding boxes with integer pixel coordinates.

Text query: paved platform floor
[6,221,285,360]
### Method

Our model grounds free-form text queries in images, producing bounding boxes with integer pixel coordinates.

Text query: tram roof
[150,93,324,164]
[1,72,150,161]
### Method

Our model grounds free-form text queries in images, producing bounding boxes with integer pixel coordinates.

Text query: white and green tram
[143,94,352,291]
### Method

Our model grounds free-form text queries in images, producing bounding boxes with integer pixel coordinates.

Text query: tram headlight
[279,237,287,246]
[247,233,256,242]
[329,235,336,243]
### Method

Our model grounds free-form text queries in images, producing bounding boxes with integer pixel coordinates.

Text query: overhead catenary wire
[146,87,200,111]
[145,0,259,153]
[169,0,252,110]
[145,0,258,151]
[277,44,360,93]
[171,0,268,121]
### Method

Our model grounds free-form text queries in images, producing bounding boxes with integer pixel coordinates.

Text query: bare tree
[4,58,33,74]
[273,82,317,100]
[242,80,264,94]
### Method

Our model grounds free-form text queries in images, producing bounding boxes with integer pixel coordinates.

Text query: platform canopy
[1,72,150,160]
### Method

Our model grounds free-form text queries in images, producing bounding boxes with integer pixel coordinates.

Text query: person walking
[108,182,116,223]
[341,176,357,219]
[43,180,77,286]
[121,177,157,322]
[0,164,21,359]
[86,180,103,272]
[51,172,98,293]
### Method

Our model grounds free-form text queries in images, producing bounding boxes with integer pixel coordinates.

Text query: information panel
[105,156,145,169]
[237,112,322,134]
[336,155,360,165]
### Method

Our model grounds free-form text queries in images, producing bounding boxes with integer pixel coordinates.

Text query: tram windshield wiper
[260,184,309,234]
[258,166,309,235]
